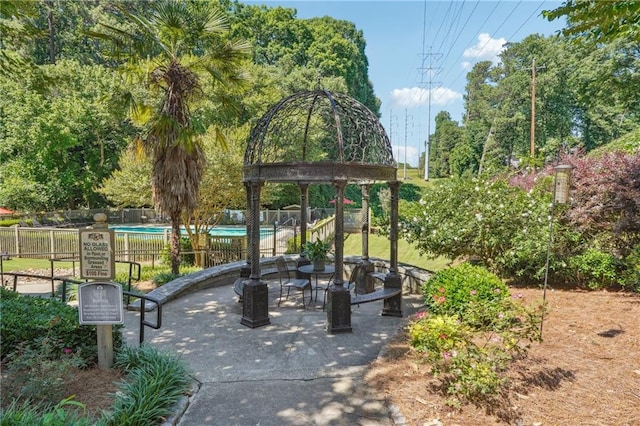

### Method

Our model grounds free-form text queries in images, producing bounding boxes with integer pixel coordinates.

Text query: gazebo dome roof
[243,90,396,183]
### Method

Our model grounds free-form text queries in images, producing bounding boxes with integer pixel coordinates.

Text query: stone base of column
[237,263,251,303]
[326,285,352,333]
[382,273,403,317]
[359,260,375,295]
[241,279,270,328]
[296,256,311,279]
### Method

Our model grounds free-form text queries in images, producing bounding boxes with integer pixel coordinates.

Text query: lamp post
[541,164,573,338]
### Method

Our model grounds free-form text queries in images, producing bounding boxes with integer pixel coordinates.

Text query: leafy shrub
[105,345,191,425]
[0,287,122,362]
[0,397,92,426]
[152,272,181,286]
[285,234,302,254]
[422,263,508,317]
[621,244,640,292]
[160,237,194,266]
[0,218,21,227]
[399,177,551,278]
[409,314,471,356]
[568,248,619,289]
[4,336,87,403]
[564,151,640,257]
[410,264,543,404]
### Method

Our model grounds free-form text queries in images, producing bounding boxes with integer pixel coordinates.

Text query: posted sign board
[78,282,124,325]
[79,229,115,280]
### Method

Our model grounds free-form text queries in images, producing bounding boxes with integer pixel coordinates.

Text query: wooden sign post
[79,213,119,369]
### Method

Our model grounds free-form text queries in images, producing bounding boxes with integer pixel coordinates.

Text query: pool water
[110,225,252,237]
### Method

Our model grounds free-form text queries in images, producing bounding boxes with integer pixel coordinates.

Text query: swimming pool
[110,225,252,237]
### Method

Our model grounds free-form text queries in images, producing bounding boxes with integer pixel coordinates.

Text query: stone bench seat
[232,267,280,297]
[350,287,401,305]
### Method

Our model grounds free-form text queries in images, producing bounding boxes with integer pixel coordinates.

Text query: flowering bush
[423,263,508,317]
[4,335,87,403]
[0,287,123,361]
[410,264,543,404]
[399,177,552,278]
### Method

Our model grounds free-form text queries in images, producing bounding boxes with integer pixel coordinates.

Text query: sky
[244,0,567,167]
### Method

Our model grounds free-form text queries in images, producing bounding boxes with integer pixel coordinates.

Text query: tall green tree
[543,0,640,44]
[429,111,462,178]
[92,0,249,274]
[0,60,132,211]
[224,1,380,113]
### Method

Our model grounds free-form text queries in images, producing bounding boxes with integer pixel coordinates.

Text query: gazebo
[241,90,402,333]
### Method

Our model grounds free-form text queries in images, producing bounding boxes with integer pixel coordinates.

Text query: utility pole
[528,58,545,160]
[530,57,536,158]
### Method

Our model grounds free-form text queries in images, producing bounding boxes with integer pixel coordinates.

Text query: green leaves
[543,0,640,44]
[400,177,551,275]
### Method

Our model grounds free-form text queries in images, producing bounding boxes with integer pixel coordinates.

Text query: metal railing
[57,277,162,346]
[1,266,162,347]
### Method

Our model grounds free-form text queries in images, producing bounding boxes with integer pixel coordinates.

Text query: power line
[433,1,526,107]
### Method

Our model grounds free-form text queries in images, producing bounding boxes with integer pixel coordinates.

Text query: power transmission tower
[388,110,399,163]
[418,47,442,181]
[404,109,413,180]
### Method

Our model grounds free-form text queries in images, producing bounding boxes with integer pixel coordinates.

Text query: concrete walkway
[123,280,424,425]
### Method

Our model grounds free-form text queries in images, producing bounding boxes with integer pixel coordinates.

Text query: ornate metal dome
[243,90,396,183]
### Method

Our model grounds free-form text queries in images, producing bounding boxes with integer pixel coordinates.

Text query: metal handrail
[1,270,161,346]
[48,258,142,303]
[57,277,162,346]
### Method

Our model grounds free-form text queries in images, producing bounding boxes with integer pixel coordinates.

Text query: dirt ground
[366,287,640,426]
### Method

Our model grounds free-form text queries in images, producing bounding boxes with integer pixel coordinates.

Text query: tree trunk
[170,214,181,275]
[478,122,495,177]
[46,1,56,64]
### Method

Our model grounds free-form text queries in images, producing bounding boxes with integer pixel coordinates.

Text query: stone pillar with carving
[297,183,311,275]
[240,182,252,280]
[326,179,352,333]
[359,183,374,294]
[382,180,402,317]
[241,181,270,328]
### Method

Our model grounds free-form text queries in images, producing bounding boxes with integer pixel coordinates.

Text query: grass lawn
[1,257,75,272]
[0,257,144,275]
[2,231,449,275]
[400,168,441,191]
[343,232,450,272]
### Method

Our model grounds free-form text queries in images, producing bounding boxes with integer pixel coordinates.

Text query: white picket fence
[0,217,338,264]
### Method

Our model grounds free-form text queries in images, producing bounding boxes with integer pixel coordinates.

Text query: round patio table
[298,264,335,307]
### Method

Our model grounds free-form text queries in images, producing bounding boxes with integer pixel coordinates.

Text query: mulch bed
[365,287,640,425]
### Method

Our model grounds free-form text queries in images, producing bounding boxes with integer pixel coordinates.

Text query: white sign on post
[79,229,115,280]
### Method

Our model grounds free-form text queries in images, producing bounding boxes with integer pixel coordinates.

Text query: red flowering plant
[408,263,543,404]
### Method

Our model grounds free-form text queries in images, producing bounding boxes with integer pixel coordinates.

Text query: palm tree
[92,0,249,274]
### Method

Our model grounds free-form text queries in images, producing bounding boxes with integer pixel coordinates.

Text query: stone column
[326,179,351,333]
[297,183,311,275]
[359,183,374,294]
[241,181,270,328]
[240,182,252,280]
[382,180,402,317]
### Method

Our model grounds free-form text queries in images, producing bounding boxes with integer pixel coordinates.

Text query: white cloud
[463,33,506,64]
[390,86,462,108]
[391,144,419,167]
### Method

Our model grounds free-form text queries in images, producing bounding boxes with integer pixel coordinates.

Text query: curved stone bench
[130,255,432,311]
